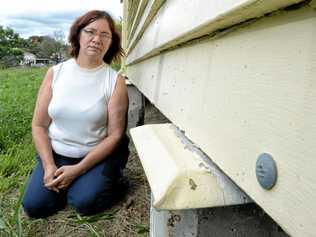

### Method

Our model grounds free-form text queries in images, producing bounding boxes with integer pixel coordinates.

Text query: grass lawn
[0,67,152,236]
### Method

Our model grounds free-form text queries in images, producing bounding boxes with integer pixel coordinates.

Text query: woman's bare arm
[32,67,59,191]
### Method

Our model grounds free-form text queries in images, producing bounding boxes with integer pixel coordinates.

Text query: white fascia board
[126,0,304,64]
[130,124,251,210]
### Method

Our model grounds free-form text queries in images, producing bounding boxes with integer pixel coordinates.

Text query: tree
[0,26,27,68]
[28,33,67,63]
[52,30,67,63]
[111,19,123,71]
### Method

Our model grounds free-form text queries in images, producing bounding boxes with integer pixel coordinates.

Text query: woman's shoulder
[51,58,76,76]
[53,58,73,69]
[101,64,118,81]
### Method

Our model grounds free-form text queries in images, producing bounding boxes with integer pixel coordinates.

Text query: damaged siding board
[126,0,304,65]
[127,6,316,237]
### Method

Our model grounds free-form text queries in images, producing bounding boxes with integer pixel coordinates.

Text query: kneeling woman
[23,10,129,218]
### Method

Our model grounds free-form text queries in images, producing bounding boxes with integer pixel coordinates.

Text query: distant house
[21,52,36,66]
[21,53,56,67]
[36,58,50,64]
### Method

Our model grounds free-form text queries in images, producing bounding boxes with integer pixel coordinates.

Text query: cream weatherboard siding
[123,0,316,236]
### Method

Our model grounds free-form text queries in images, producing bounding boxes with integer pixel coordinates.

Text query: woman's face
[79,18,112,60]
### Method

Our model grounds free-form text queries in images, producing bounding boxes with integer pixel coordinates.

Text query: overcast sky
[0,0,123,41]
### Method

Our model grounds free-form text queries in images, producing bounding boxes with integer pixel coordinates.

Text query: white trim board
[130,124,251,209]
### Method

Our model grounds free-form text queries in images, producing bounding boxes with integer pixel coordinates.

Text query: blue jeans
[23,137,129,218]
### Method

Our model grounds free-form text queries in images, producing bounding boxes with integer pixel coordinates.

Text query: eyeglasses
[82,28,112,41]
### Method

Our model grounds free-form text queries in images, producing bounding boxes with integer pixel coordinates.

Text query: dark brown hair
[68,10,124,64]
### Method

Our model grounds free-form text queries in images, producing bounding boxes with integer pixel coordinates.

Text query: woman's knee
[22,197,55,218]
[22,190,66,218]
[22,202,45,218]
[68,190,114,215]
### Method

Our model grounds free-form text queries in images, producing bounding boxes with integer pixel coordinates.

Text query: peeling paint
[169,123,225,177]
[169,123,252,203]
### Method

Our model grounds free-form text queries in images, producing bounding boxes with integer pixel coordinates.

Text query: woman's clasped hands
[44,165,81,192]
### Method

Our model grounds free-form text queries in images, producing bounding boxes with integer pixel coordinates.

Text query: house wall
[124,1,316,236]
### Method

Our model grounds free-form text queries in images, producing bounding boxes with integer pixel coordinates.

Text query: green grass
[0,67,46,236]
[0,67,46,191]
[0,67,45,151]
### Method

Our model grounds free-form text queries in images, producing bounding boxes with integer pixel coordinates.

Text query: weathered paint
[126,0,305,65]
[130,124,251,209]
[127,5,316,236]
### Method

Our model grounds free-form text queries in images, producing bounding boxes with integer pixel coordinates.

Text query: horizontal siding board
[126,0,166,53]
[126,6,316,237]
[127,0,149,44]
[126,0,141,39]
[126,0,304,65]
[122,0,129,50]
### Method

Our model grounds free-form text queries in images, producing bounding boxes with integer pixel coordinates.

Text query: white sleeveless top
[48,58,118,158]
